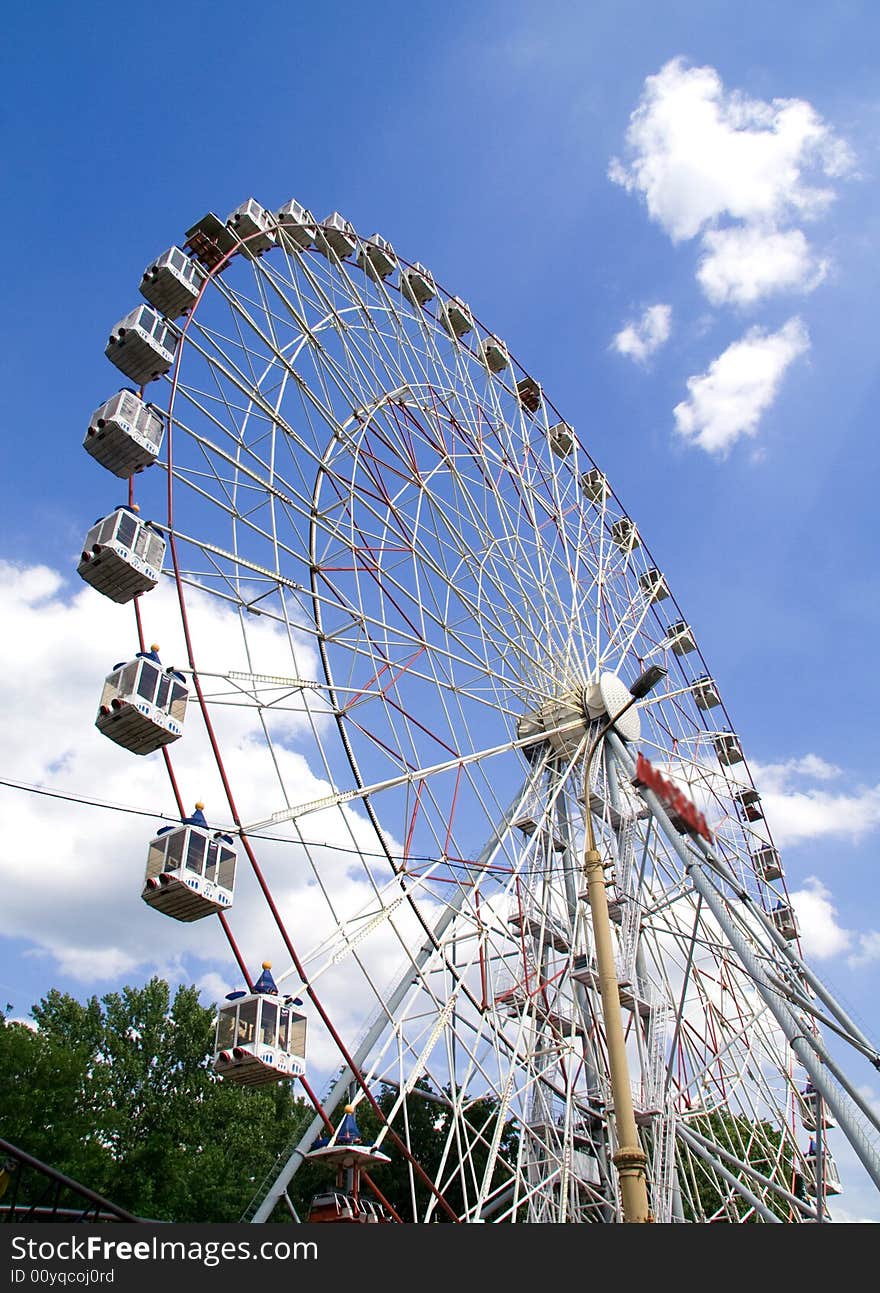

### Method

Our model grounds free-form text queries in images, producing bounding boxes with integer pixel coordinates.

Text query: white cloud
[784,754,842,782]
[827,1204,880,1224]
[789,877,851,959]
[612,303,671,363]
[673,317,809,455]
[755,753,843,787]
[750,753,880,847]
[697,225,828,306]
[788,872,880,974]
[856,1087,880,1120]
[609,57,853,243]
[610,58,852,307]
[196,971,233,1008]
[0,559,435,1073]
[849,932,880,969]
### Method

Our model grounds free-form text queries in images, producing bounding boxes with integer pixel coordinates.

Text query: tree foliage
[677,1110,796,1222]
[0,980,310,1222]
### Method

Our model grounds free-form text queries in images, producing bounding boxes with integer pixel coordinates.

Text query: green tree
[0,1008,105,1187]
[0,981,312,1222]
[676,1110,796,1222]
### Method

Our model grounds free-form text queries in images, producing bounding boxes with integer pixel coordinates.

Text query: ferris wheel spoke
[182,286,352,468]
[213,256,366,413]
[171,366,317,515]
[312,506,557,705]
[316,468,590,713]
[239,715,583,835]
[314,566,530,705]
[258,253,463,456]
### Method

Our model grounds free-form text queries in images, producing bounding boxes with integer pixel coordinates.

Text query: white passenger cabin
[275,198,315,249]
[304,1105,393,1223]
[610,517,639,552]
[771,901,799,942]
[307,1192,391,1224]
[77,506,165,603]
[305,1107,391,1173]
[183,212,239,272]
[142,806,236,922]
[804,1141,842,1196]
[315,212,357,260]
[580,468,608,504]
[140,247,204,318]
[357,234,397,280]
[691,675,721,710]
[95,648,187,754]
[516,376,541,413]
[548,421,574,458]
[105,306,177,386]
[440,296,474,339]
[400,262,436,306]
[226,199,276,256]
[667,621,696,655]
[801,1082,836,1132]
[639,568,669,602]
[714,731,744,766]
[480,336,509,373]
[213,963,306,1086]
[83,390,165,478]
[752,845,783,882]
[734,787,763,821]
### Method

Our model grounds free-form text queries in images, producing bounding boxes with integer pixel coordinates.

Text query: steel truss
[86,199,880,1221]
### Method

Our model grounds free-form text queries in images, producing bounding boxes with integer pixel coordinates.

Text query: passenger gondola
[142,803,236,921]
[213,962,306,1086]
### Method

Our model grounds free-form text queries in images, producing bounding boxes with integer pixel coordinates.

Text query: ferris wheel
[76,196,880,1223]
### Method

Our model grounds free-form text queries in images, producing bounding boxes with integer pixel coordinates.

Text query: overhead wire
[0,774,591,878]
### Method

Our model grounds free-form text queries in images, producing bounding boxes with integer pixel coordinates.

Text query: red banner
[632,752,713,843]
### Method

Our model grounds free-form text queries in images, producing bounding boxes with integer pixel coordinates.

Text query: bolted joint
[612,1145,648,1174]
[583,848,604,876]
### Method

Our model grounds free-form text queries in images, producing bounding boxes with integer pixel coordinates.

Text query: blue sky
[3,0,880,1218]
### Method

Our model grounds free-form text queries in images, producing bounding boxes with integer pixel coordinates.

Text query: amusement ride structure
[73,195,880,1223]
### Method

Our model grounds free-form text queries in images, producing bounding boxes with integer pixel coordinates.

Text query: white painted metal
[77,506,164,603]
[98,197,880,1223]
[275,198,315,249]
[213,991,306,1086]
[83,390,165,477]
[95,656,187,754]
[140,246,204,318]
[105,306,176,385]
[226,199,276,256]
[315,211,356,259]
[142,823,236,921]
[439,295,473,338]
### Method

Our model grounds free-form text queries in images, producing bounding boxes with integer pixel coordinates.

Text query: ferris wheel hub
[516,689,591,761]
[516,672,641,762]
[590,671,643,743]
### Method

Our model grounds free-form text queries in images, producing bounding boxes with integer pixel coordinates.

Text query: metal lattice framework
[0,1137,141,1224]
[89,200,880,1222]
